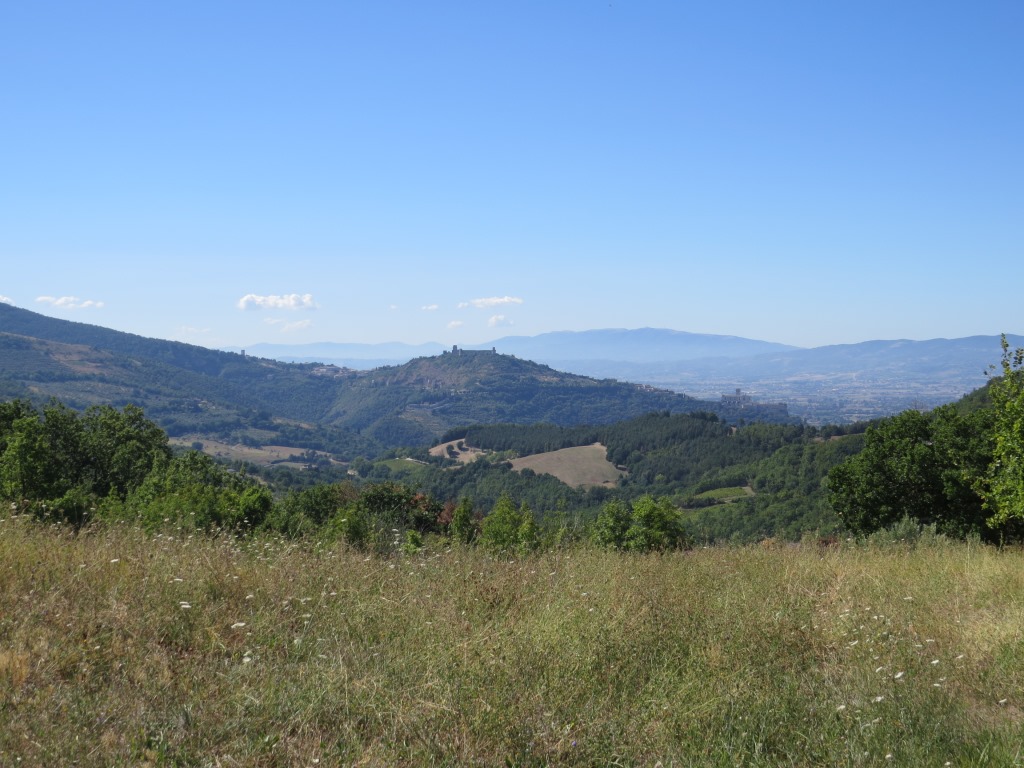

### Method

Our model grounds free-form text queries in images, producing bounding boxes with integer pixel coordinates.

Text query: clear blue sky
[2,1,1021,349]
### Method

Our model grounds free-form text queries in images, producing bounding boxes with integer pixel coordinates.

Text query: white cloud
[237,293,316,311]
[0,295,12,305]
[488,314,513,328]
[459,296,524,309]
[36,296,105,310]
[447,320,464,329]
[421,304,439,311]
[389,304,399,311]
[178,326,210,336]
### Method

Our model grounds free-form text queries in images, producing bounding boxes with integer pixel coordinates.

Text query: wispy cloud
[0,295,12,305]
[36,296,105,310]
[237,293,316,311]
[447,320,464,329]
[178,325,210,336]
[421,304,439,311]
[264,318,313,333]
[488,314,513,328]
[458,296,524,309]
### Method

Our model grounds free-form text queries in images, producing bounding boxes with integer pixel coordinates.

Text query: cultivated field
[510,442,624,488]
[428,439,487,464]
[169,437,336,469]
[2,517,1021,766]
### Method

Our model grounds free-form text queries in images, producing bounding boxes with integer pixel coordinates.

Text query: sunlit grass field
[2,517,1022,766]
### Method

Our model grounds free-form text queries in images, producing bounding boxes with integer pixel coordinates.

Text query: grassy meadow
[1,517,1022,766]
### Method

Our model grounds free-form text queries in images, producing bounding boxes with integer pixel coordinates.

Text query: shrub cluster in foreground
[828,335,1024,541]
[0,399,693,554]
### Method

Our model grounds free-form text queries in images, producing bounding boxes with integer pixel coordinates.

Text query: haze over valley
[230,329,1021,424]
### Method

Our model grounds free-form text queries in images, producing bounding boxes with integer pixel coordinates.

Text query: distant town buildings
[721,388,752,407]
[446,345,497,355]
[721,388,790,418]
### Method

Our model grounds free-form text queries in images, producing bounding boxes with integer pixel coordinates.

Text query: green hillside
[0,305,793,457]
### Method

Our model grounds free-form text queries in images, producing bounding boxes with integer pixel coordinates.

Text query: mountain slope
[1,305,791,453]
[321,349,751,446]
[473,328,800,362]
[228,327,1024,424]
[578,335,1024,423]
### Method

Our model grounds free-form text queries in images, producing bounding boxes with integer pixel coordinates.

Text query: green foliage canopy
[827,406,994,539]
[593,495,691,552]
[0,400,172,522]
[984,335,1024,526]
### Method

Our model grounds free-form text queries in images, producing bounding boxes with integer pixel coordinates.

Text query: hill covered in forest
[0,305,792,455]
[243,329,1024,424]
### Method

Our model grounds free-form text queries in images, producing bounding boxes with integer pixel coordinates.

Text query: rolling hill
[230,327,1023,423]
[0,305,792,454]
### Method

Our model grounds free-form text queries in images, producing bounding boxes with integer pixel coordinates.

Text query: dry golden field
[509,443,624,488]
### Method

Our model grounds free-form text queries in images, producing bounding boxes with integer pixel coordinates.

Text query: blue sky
[2,1,1021,349]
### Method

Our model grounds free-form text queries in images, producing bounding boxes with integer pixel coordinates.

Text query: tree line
[827,335,1024,541]
[0,398,693,554]
[5,333,1020,548]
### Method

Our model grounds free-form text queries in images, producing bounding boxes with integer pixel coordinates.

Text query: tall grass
[1,517,1021,766]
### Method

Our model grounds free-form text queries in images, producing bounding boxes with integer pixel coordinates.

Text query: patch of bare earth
[510,443,624,488]
[429,439,487,464]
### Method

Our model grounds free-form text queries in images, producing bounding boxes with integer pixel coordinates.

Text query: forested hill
[0,301,245,376]
[321,349,734,446]
[0,305,794,453]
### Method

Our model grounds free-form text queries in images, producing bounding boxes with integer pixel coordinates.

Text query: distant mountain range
[4,301,1018,429]
[2,304,793,456]
[227,328,797,366]
[230,329,1022,423]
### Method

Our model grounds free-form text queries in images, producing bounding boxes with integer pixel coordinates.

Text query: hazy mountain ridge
[6,302,1014,429]
[235,328,798,365]
[243,330,1021,424]
[468,328,800,362]
[567,335,1024,423]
